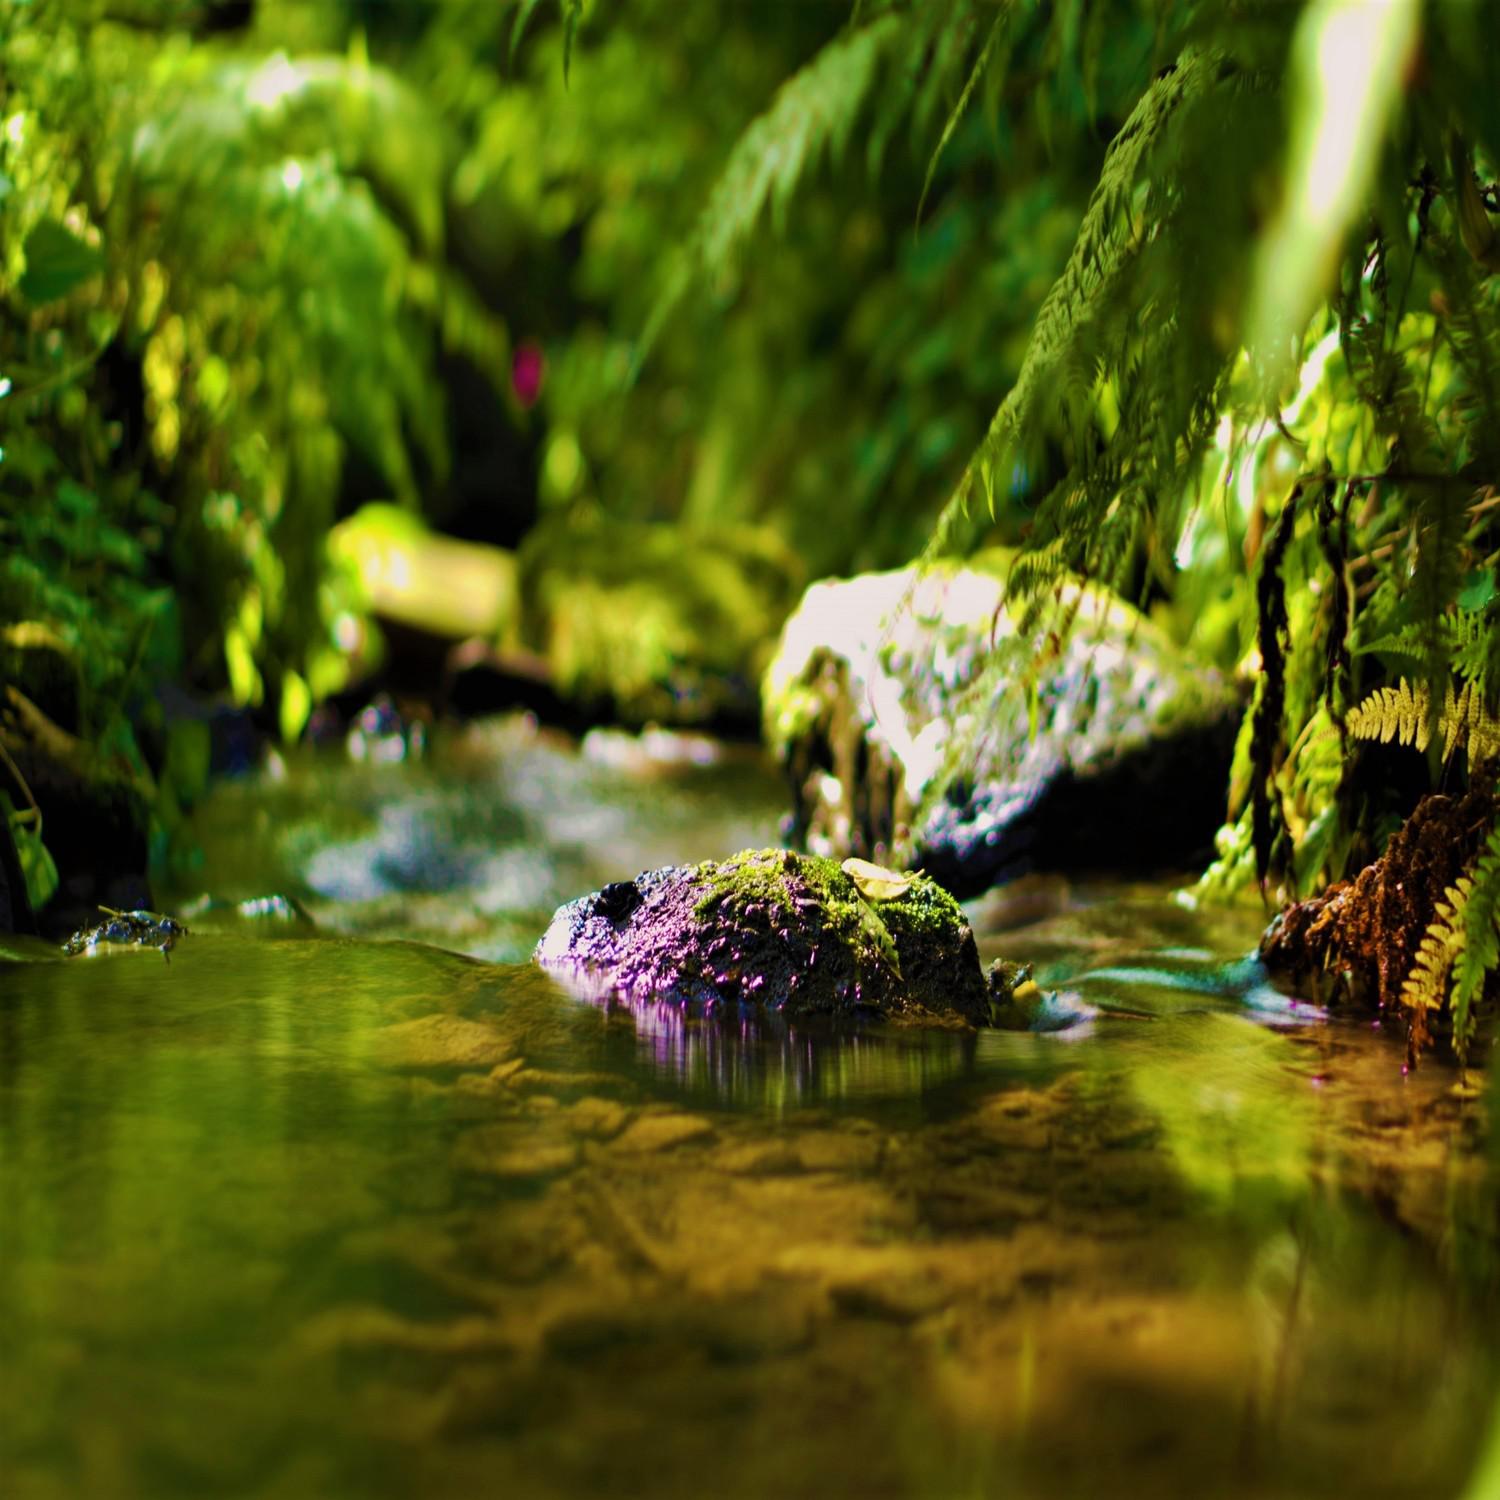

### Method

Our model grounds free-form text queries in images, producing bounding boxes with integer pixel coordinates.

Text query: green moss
[691,848,970,986]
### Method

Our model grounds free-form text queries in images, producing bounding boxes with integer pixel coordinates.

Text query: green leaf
[510,0,547,64]
[2,794,58,914]
[18,218,105,305]
[1458,573,1496,612]
[1246,0,1420,380]
[917,5,1012,230]
[279,670,312,745]
[562,0,583,84]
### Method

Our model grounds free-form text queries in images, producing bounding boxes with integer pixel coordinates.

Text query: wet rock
[536,848,1010,1026]
[373,1014,514,1070]
[763,553,1240,896]
[62,906,188,959]
[178,892,314,929]
[561,1096,631,1141]
[455,1125,579,1180]
[611,1111,717,1154]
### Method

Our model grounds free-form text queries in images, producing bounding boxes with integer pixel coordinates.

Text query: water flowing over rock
[535,849,1004,1026]
[763,553,1241,897]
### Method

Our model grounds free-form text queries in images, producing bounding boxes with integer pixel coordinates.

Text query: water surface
[3,724,1497,1498]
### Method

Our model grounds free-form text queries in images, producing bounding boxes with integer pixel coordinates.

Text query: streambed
[2,717,1497,1498]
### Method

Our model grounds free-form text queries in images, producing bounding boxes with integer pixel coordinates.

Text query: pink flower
[512,341,545,408]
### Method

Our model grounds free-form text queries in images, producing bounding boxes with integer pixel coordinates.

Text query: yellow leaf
[841,857,917,901]
[279,669,312,745]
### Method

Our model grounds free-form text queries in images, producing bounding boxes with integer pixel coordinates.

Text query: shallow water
[3,721,1499,1499]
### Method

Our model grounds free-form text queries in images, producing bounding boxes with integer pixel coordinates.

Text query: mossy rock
[535,848,1004,1026]
[763,554,1241,896]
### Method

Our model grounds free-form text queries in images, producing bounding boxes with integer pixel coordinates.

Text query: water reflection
[6,761,1500,1498]
[171,716,787,962]
[553,979,989,1110]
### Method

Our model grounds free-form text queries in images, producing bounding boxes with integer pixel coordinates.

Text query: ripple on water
[4,744,1498,1499]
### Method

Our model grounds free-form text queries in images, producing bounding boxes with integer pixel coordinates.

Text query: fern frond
[1454,678,1500,761]
[635,15,900,368]
[916,3,1013,227]
[929,44,1267,585]
[561,0,584,83]
[1349,674,1500,767]
[1448,606,1494,685]
[1347,677,1434,751]
[1450,815,1500,1063]
[1400,874,1471,1013]
[958,54,1223,500]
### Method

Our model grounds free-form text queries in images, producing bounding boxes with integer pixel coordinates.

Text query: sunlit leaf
[1246,0,1420,381]
[842,857,917,901]
[280,669,312,744]
[225,625,262,708]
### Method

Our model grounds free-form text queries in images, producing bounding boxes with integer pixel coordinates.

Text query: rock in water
[535,849,998,1026]
[763,553,1240,896]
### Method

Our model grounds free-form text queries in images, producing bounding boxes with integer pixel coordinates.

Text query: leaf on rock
[842,857,917,901]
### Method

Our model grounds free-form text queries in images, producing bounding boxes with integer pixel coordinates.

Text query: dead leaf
[841,857,918,901]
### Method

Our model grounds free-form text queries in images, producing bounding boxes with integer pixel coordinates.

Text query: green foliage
[19,218,105,305]
[656,0,1500,1038]
[1,2,512,729]
[1450,814,1500,1062]
[637,14,902,368]
[0,790,58,914]
[10,0,1500,1053]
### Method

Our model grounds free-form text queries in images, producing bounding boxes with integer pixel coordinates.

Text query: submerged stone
[763,554,1240,897]
[535,849,1011,1026]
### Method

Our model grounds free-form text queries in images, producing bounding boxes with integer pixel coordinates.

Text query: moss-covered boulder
[535,848,1005,1026]
[763,553,1241,896]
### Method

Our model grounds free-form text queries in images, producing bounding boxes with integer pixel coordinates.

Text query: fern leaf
[1347,677,1431,750]
[634,15,899,371]
[1355,623,1427,661]
[929,45,1248,569]
[509,0,548,63]
[1451,816,1500,1064]
[561,0,583,84]
[1348,677,1500,763]
[1399,875,1471,1014]
[916,3,1013,228]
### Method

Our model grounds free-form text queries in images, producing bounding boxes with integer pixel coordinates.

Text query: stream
[3,715,1498,1498]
